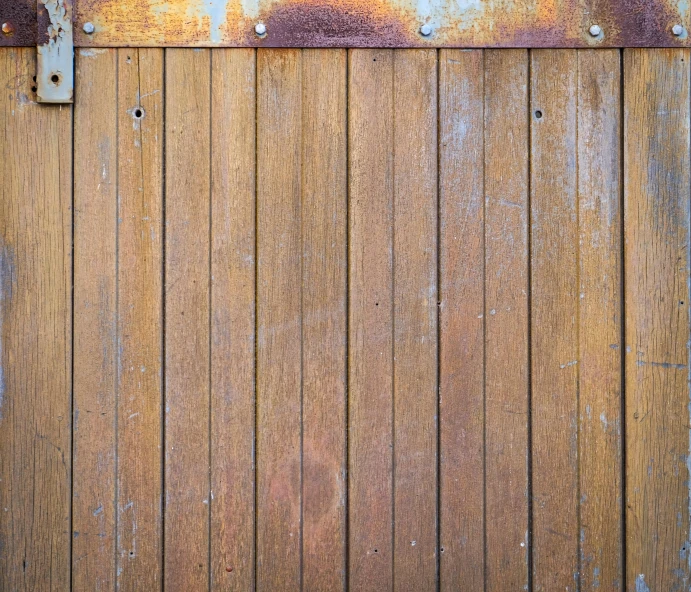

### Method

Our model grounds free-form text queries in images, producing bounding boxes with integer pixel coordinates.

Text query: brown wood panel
[301,49,348,592]
[530,49,579,591]
[72,47,118,591]
[483,48,530,592]
[348,48,394,592]
[392,48,438,592]
[256,48,303,592]
[624,48,691,592]
[577,49,623,591]
[439,48,485,591]
[116,47,164,590]
[164,47,211,592]
[209,48,257,592]
[0,48,72,592]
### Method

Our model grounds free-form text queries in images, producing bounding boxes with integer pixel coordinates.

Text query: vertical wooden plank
[530,49,579,592]
[256,48,302,592]
[0,48,72,592]
[301,49,348,592]
[483,48,530,592]
[116,48,164,590]
[72,47,118,591]
[439,48,484,591]
[209,48,256,592]
[165,47,211,592]
[348,48,394,592]
[577,49,623,591]
[392,49,438,592]
[624,48,691,592]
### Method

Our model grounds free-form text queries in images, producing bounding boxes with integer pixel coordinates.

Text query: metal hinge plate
[36,0,73,104]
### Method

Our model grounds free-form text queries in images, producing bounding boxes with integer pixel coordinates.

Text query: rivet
[589,24,602,37]
[1,22,14,35]
[255,23,267,36]
[673,24,685,36]
[420,24,433,37]
[83,22,95,34]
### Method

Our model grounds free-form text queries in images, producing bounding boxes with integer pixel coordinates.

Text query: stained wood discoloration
[392,48,438,592]
[256,48,303,592]
[348,48,395,592]
[116,47,164,591]
[301,48,348,592]
[439,48,485,591]
[577,48,623,591]
[484,48,530,592]
[72,46,118,592]
[624,47,691,592]
[0,47,72,592]
[530,49,580,591]
[210,48,256,592]
[164,48,211,592]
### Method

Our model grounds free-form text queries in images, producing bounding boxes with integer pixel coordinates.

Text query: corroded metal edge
[2,0,690,48]
[36,0,73,103]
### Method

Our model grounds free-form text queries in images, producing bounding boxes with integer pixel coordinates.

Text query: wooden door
[1,43,689,592]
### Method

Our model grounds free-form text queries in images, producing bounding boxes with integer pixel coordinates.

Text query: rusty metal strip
[1,0,690,48]
[36,0,73,103]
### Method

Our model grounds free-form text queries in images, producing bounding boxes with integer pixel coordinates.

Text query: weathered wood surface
[0,47,688,592]
[624,48,691,592]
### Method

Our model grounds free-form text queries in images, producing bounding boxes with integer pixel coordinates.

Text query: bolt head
[255,23,267,36]
[1,22,14,35]
[673,24,685,36]
[83,22,95,34]
[419,24,433,37]
[589,24,602,37]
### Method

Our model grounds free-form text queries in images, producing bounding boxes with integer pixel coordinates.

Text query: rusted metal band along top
[2,0,691,48]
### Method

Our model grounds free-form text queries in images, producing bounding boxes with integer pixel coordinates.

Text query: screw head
[255,23,267,36]
[419,24,433,37]
[673,24,685,36]
[83,22,95,34]
[589,24,602,37]
[1,22,14,35]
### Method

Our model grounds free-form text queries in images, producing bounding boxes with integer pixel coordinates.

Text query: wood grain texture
[577,49,623,591]
[530,49,579,592]
[164,47,211,592]
[392,49,438,592]
[301,49,348,592]
[256,48,302,592]
[439,48,485,591]
[483,48,530,592]
[348,48,394,592]
[0,48,72,592]
[116,47,164,591]
[72,47,118,592]
[624,48,691,592]
[210,48,256,592]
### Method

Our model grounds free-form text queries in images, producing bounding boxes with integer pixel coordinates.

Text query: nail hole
[32,75,36,82]
[134,108,143,119]
[535,110,543,120]
[31,86,37,93]
[441,547,445,553]
[51,73,60,84]
[373,548,378,553]
[129,551,134,557]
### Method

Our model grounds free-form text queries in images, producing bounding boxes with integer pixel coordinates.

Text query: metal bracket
[36,0,73,104]
[1,1,690,50]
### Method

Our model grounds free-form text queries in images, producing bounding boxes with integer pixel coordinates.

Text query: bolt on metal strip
[36,0,73,104]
